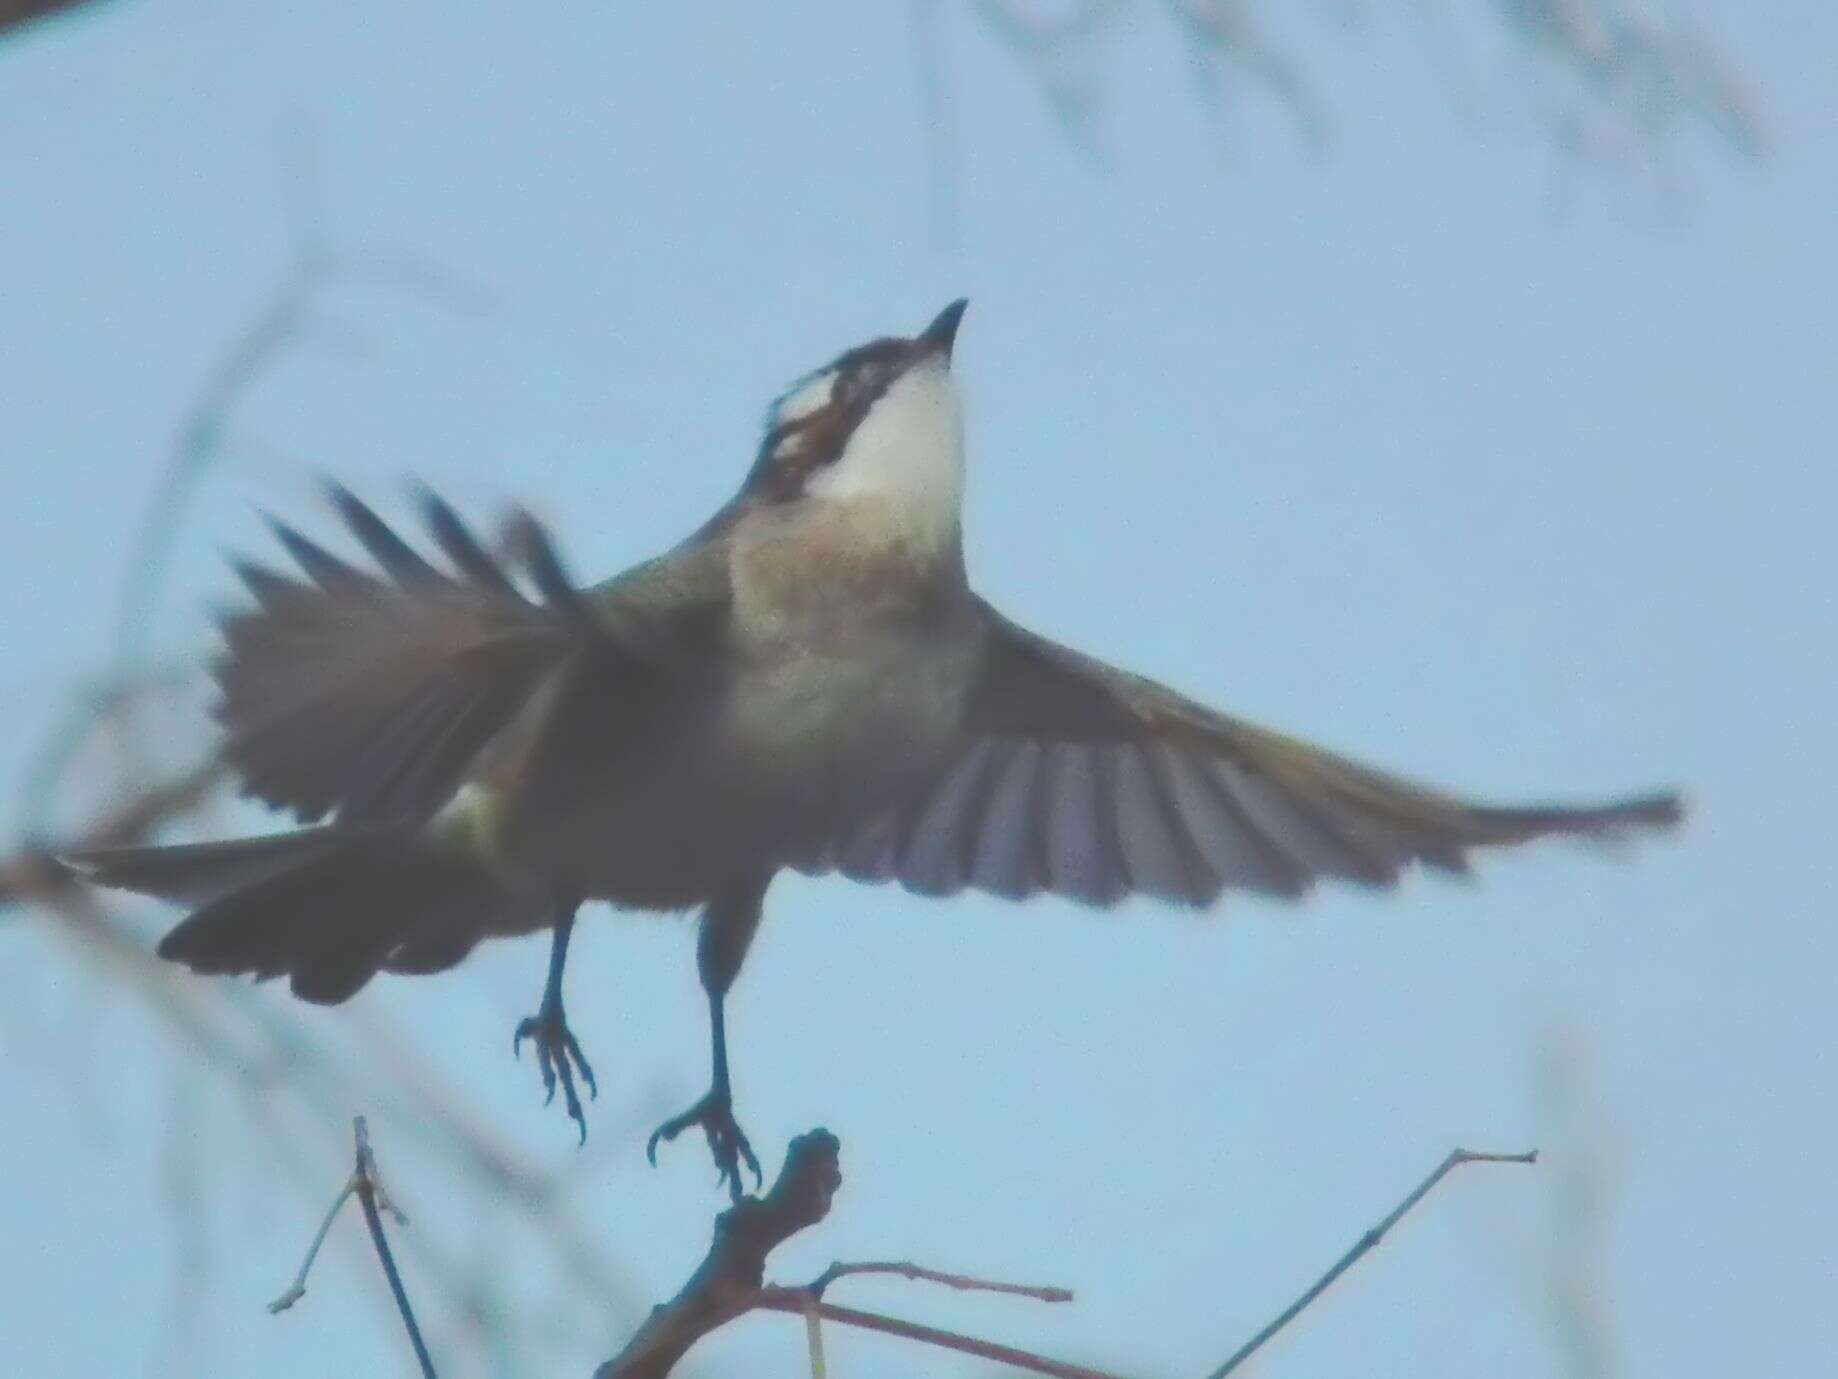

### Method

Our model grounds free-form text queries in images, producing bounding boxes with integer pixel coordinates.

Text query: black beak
[917,297,969,361]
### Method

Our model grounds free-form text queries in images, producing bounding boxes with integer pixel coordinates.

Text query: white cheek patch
[806,362,964,558]
[770,370,836,429]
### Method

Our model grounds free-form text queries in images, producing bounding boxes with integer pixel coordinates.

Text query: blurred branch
[909,0,962,248]
[0,755,224,911]
[0,127,636,1374]
[955,0,1765,214]
[111,123,493,673]
[1163,0,1330,156]
[1203,1146,1540,1379]
[1522,1027,1621,1379]
[974,0,1125,165]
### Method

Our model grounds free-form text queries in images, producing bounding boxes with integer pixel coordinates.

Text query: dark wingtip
[263,511,372,591]
[504,507,588,621]
[230,558,298,609]
[1616,791,1687,829]
[325,481,442,585]
[416,484,521,598]
[1557,789,1687,838]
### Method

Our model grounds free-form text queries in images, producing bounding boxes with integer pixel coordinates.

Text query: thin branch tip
[1204,1142,1543,1379]
[263,1119,434,1376]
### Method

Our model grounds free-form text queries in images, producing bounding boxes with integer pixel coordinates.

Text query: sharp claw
[515,1006,600,1140]
[557,1072,587,1146]
[647,1093,758,1198]
[562,1031,599,1099]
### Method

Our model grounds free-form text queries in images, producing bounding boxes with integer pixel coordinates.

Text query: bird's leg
[647,876,769,1199]
[646,988,760,1199]
[513,901,597,1143]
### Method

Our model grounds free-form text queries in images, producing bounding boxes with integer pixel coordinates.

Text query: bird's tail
[68,828,529,1004]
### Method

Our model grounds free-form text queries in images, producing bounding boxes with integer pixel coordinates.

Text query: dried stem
[754,1293,1127,1379]
[351,1119,437,1379]
[1203,1147,1540,1379]
[269,1118,436,1378]
[268,1178,359,1314]
[809,1259,1072,1304]
[586,1132,1540,1379]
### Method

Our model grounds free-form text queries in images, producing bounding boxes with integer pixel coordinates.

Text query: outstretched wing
[831,602,1682,907]
[215,485,727,827]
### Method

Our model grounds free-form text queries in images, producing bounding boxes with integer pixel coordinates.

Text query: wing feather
[215,487,728,827]
[832,603,1681,910]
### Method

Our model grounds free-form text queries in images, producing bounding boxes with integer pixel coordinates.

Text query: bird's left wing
[215,486,729,828]
[830,603,1681,907]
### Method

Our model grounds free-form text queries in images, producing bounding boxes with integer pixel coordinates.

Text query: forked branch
[270,1117,437,1379]
[262,1122,1535,1378]
[586,1131,1538,1379]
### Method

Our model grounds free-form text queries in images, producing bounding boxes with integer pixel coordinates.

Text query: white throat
[804,360,965,560]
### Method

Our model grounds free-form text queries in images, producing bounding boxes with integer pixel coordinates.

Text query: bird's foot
[513,999,598,1144]
[646,1088,762,1200]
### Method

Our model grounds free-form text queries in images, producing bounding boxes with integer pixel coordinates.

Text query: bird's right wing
[830,604,1682,908]
[215,486,730,827]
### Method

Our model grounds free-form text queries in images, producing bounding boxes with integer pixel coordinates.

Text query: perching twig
[590,1133,1542,1379]
[270,1118,437,1379]
[1203,1147,1540,1379]
[594,1130,1126,1379]
[593,1129,844,1379]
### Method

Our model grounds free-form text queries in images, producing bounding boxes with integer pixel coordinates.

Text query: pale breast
[725,501,978,809]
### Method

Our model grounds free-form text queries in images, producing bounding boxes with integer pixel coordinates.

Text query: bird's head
[742,299,969,559]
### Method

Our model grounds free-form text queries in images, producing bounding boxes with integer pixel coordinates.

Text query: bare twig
[351,1120,437,1379]
[587,1132,1541,1379]
[754,1293,1128,1379]
[1203,1147,1540,1379]
[809,1259,1073,1304]
[802,1293,827,1379]
[270,1118,436,1379]
[268,1174,361,1314]
[590,1128,1120,1379]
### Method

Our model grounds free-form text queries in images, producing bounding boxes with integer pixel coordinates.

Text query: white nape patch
[805,360,965,559]
[769,369,836,429]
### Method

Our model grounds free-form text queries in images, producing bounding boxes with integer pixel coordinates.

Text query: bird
[70,299,1682,1197]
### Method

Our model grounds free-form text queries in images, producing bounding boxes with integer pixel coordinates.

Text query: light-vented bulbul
[73,301,1681,1195]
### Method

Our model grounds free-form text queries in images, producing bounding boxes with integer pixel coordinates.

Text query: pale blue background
[1,4,1831,1377]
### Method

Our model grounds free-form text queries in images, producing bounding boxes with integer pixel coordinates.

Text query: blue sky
[1,4,1832,1377]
